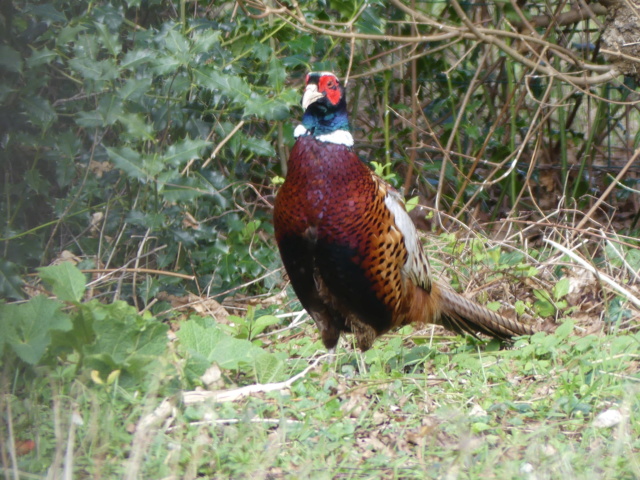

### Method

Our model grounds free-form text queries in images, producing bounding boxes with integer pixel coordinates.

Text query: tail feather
[437,285,535,340]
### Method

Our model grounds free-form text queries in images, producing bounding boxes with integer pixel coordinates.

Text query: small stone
[520,463,535,474]
[468,404,487,417]
[592,409,623,428]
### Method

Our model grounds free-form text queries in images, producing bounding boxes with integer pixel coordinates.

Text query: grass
[3,225,639,480]
[7,329,639,478]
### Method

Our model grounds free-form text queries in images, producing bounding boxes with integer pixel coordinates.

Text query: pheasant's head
[295,71,352,146]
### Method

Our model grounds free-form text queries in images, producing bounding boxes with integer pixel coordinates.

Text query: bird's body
[274,72,534,351]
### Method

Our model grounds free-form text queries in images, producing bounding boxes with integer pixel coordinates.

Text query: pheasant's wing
[378,180,432,292]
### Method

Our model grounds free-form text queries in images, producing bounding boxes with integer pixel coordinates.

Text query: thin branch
[81,267,196,283]
[543,238,640,309]
[575,147,640,230]
[182,354,330,404]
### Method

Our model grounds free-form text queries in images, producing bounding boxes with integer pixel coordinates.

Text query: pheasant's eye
[327,80,334,88]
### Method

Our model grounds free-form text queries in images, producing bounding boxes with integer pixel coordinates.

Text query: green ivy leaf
[1,295,72,364]
[38,262,87,302]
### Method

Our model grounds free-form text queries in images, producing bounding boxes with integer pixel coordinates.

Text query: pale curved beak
[301,84,325,111]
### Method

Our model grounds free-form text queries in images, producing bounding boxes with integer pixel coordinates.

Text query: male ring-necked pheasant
[274,71,535,351]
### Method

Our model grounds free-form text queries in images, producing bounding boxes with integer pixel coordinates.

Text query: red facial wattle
[318,75,341,106]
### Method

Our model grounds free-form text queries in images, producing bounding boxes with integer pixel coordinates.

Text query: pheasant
[273,71,535,351]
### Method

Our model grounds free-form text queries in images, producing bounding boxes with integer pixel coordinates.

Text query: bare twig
[182,354,330,404]
[82,267,196,283]
[544,238,640,309]
[575,148,640,230]
[124,399,174,480]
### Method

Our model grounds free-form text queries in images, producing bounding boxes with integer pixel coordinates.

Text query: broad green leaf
[626,249,640,271]
[22,96,57,129]
[250,315,280,338]
[117,77,152,101]
[164,29,190,56]
[68,57,118,81]
[151,54,182,75]
[177,319,261,370]
[164,137,211,166]
[0,260,24,300]
[97,94,124,125]
[28,4,67,22]
[533,289,555,317]
[106,146,148,181]
[118,113,154,140]
[253,350,286,384]
[355,6,385,35]
[76,110,104,128]
[191,30,222,54]
[57,24,87,46]
[121,49,154,70]
[160,176,215,202]
[243,136,276,157]
[405,196,419,212]
[554,320,574,339]
[486,301,501,312]
[27,47,57,68]
[553,278,570,301]
[268,57,286,91]
[193,68,251,104]
[94,22,122,56]
[0,46,23,73]
[82,301,169,379]
[1,295,72,365]
[86,315,168,364]
[244,95,290,120]
[25,169,51,195]
[76,95,123,127]
[38,262,87,302]
[251,43,271,62]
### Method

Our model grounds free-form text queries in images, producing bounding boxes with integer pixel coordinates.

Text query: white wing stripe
[383,188,432,291]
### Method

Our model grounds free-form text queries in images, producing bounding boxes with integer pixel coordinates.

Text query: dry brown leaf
[89,160,113,178]
[158,292,229,322]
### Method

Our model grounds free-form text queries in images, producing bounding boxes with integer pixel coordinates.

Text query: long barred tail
[437,286,535,340]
